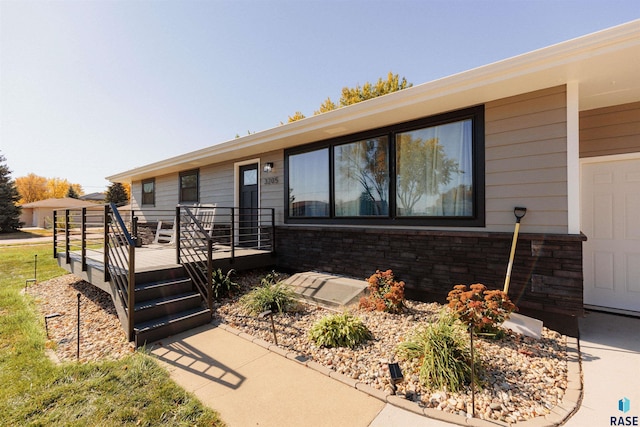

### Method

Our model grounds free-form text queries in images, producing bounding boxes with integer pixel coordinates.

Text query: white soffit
[108,20,640,183]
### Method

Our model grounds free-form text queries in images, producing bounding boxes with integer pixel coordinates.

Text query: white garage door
[582,156,640,313]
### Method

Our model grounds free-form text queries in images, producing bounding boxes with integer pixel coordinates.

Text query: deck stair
[132,267,211,347]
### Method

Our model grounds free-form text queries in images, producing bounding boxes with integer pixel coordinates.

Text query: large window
[334,137,389,217]
[288,149,329,217]
[179,169,199,203]
[285,106,484,226]
[141,178,155,206]
[396,119,473,217]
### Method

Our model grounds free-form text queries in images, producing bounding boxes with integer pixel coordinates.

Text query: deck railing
[175,205,276,312]
[176,205,215,312]
[103,203,136,340]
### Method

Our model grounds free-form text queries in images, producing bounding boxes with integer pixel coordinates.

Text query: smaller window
[179,170,199,203]
[142,179,155,206]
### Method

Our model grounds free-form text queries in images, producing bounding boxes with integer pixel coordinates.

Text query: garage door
[582,157,640,313]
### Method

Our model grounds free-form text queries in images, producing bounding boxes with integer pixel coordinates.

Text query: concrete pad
[563,311,640,427]
[150,324,385,427]
[284,271,368,308]
[369,404,457,427]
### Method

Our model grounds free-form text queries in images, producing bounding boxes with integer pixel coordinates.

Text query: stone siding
[276,226,585,316]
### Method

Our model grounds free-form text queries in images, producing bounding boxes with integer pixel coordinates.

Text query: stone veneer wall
[276,226,586,316]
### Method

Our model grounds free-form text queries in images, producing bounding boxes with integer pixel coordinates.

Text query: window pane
[243,169,257,186]
[180,171,198,203]
[396,120,473,217]
[288,149,329,217]
[142,180,155,205]
[334,137,389,216]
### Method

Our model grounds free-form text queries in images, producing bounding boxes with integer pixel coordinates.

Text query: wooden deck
[57,244,276,294]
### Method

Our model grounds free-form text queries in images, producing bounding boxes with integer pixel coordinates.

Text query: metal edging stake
[259,310,278,346]
[77,293,81,361]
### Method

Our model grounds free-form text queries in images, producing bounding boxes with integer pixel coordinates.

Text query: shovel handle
[514,207,527,222]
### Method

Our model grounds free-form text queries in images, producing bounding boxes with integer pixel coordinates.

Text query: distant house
[79,192,106,203]
[106,21,640,320]
[20,198,97,228]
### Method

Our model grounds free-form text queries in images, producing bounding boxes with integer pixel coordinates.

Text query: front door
[582,157,640,313]
[239,163,259,247]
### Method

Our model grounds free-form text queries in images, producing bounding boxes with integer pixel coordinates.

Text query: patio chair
[153,219,176,245]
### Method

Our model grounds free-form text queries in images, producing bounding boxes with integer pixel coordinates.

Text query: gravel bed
[215,271,568,423]
[27,275,135,363]
[27,271,568,423]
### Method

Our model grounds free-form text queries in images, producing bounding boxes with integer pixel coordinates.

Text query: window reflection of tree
[335,138,389,216]
[396,135,462,216]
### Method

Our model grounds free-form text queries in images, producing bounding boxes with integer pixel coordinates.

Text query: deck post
[65,209,70,265]
[230,207,235,263]
[270,208,276,255]
[81,208,87,271]
[127,238,135,341]
[207,240,213,313]
[53,210,58,258]
[175,206,181,265]
[103,205,110,283]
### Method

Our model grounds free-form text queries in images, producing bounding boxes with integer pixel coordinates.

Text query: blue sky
[1,0,638,193]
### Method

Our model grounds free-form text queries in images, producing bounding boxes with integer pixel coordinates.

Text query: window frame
[179,169,200,204]
[284,106,485,227]
[141,178,155,206]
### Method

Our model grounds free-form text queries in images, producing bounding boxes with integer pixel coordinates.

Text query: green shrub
[308,312,372,348]
[211,268,240,299]
[239,281,298,315]
[260,270,282,286]
[396,311,480,392]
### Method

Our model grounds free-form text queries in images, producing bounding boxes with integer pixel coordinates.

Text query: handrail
[176,205,214,313]
[104,203,136,341]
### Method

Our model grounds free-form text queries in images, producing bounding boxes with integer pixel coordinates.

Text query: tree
[66,185,80,199]
[288,72,412,121]
[287,111,306,123]
[47,177,72,198]
[0,153,23,232]
[338,72,412,107]
[15,173,48,204]
[105,182,129,206]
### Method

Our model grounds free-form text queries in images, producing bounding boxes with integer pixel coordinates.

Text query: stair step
[134,307,211,347]
[134,292,203,323]
[134,277,193,301]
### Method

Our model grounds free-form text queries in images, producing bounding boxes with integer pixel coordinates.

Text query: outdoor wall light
[263,162,274,173]
[388,362,404,393]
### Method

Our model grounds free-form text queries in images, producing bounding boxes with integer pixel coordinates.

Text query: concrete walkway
[564,311,640,427]
[150,311,640,427]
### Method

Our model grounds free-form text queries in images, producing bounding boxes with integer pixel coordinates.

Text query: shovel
[503,207,527,294]
[501,206,544,339]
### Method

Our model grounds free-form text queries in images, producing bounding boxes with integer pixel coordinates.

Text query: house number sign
[263,176,279,185]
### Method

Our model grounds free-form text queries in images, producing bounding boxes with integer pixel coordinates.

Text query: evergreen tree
[66,185,79,199]
[0,153,23,232]
[105,182,129,206]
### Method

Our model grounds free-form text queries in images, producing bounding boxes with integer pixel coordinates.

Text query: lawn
[0,243,224,426]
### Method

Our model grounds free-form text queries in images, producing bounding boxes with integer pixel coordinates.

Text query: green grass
[0,228,53,240]
[0,244,224,426]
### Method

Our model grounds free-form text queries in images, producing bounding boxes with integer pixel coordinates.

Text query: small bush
[211,268,240,300]
[260,270,282,287]
[239,280,298,315]
[446,283,516,336]
[359,269,405,313]
[396,311,480,392]
[308,312,372,348]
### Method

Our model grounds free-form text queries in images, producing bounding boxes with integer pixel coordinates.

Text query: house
[19,197,98,228]
[107,20,640,323]
[79,192,106,203]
